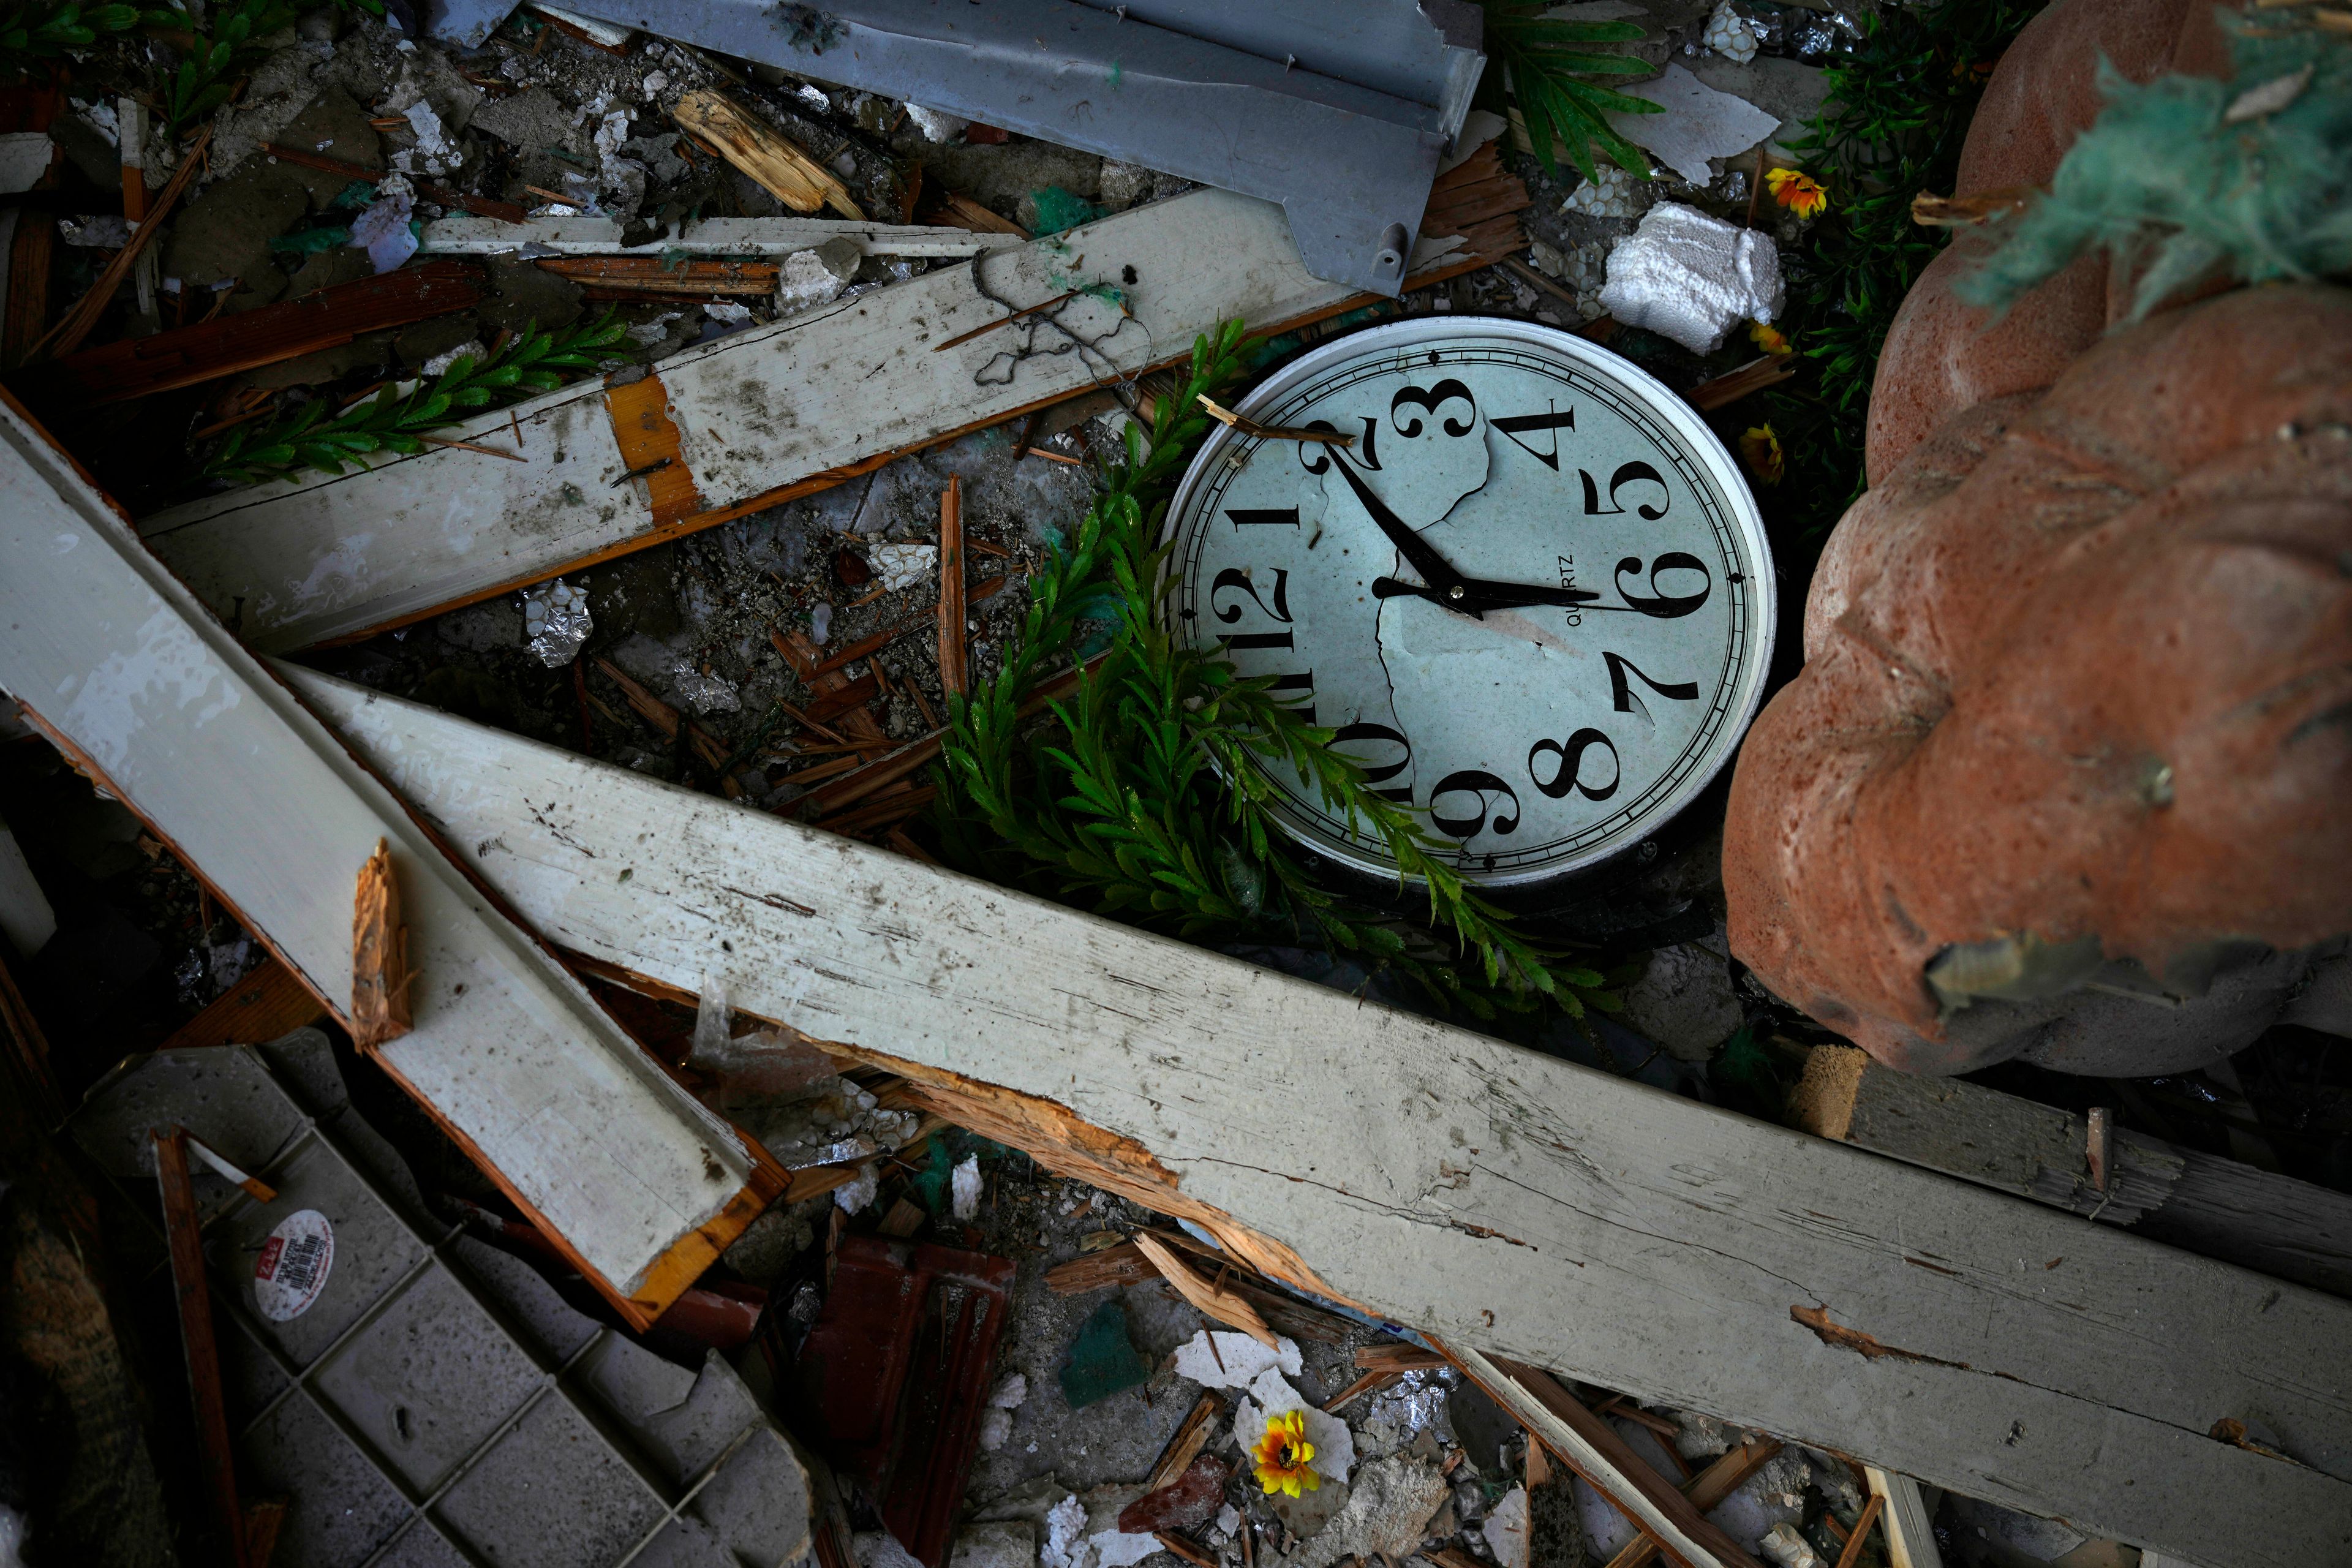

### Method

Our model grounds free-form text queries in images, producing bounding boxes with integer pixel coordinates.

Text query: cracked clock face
[1163,316,1776,890]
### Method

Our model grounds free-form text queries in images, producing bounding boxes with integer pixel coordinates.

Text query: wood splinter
[351,837,415,1050]
[1196,394,1355,447]
[1131,1231,1280,1349]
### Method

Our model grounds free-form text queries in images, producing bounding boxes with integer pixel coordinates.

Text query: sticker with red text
[253,1208,334,1322]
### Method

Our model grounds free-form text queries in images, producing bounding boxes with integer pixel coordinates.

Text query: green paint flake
[1060,1299,1149,1409]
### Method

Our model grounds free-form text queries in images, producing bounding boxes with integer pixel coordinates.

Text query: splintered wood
[673,89,864,219]
[937,475,968,699]
[1132,1231,1278,1349]
[350,838,412,1050]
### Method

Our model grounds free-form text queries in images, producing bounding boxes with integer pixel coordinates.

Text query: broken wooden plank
[154,1128,253,1568]
[1133,1230,1278,1349]
[138,174,1520,654]
[674,89,862,219]
[0,394,780,1328]
[1864,1469,1943,1568]
[1461,1354,1766,1568]
[1790,1044,2352,1298]
[33,124,209,361]
[287,668,2352,1568]
[535,256,780,300]
[1603,1437,1784,1568]
[20,260,487,408]
[937,475,967,699]
[350,837,413,1049]
[418,213,1011,258]
[158,954,328,1051]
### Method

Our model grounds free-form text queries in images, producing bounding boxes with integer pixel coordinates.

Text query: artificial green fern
[0,1,174,66]
[1,0,383,126]
[932,321,1621,1022]
[203,312,629,484]
[1476,0,1660,184]
[1958,16,2352,321]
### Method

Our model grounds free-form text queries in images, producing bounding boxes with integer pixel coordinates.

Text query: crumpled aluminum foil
[522,578,592,666]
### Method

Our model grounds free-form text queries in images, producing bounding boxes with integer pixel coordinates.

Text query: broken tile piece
[1607,64,1780,186]
[1091,1529,1162,1568]
[1118,1453,1233,1534]
[1483,1484,1530,1568]
[1598,202,1784,354]
[1172,1329,1301,1390]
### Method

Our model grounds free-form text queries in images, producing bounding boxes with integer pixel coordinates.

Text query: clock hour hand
[1319,444,1471,598]
[1373,577,1600,612]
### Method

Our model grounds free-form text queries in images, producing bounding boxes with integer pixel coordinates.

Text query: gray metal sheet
[489,0,1482,296]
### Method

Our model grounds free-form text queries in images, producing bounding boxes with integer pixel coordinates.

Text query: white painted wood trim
[287,669,2352,1568]
[1864,1468,1944,1568]
[140,187,1463,654]
[417,214,1020,258]
[0,400,764,1316]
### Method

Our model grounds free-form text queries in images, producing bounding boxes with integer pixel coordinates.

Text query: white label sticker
[253,1208,334,1322]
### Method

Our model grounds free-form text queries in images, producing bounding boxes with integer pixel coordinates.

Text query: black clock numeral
[1227,508,1299,529]
[1528,729,1621,802]
[1612,553,1712,619]
[1299,418,1381,473]
[1579,461,1670,520]
[1331,721,1414,804]
[1428,769,1521,839]
[1389,380,1477,439]
[1493,402,1575,470]
[1223,630,1296,653]
[1211,568,1292,625]
[1604,652,1700,723]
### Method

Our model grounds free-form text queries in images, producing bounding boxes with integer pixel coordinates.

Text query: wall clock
[1163,316,1776,895]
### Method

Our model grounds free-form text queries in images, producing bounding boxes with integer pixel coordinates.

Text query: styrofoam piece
[1172,1329,1301,1390]
[69,1031,813,1568]
[1597,201,1784,353]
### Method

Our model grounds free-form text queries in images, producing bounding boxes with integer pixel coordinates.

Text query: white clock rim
[1158,314,1779,891]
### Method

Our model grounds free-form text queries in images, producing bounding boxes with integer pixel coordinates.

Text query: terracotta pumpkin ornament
[1721,0,2352,1076]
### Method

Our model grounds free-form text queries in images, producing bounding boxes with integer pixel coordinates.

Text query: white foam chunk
[1598,202,1784,355]
[1172,1330,1301,1390]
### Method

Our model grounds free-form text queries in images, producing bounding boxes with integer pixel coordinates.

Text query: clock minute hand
[1319,445,1469,598]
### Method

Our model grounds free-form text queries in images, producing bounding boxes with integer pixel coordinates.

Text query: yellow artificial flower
[1740,424,1785,487]
[1252,1409,1320,1498]
[1749,322,1793,356]
[1765,167,1828,219]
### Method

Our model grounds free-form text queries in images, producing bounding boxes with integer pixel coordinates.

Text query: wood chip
[877,1196,926,1237]
[673,89,863,218]
[350,837,413,1050]
[1146,1391,1226,1490]
[1132,1231,1279,1349]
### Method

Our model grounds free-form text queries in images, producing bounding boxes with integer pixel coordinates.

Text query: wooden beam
[1863,1469,1943,1568]
[154,1128,251,1568]
[1602,1438,1784,1568]
[285,669,2352,1568]
[1790,1044,2352,1298]
[136,170,1516,654]
[0,393,779,1329]
[19,260,486,409]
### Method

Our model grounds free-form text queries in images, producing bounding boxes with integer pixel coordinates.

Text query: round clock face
[1163,316,1776,891]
